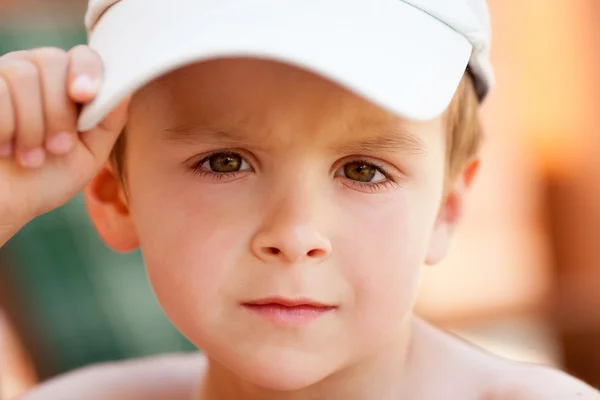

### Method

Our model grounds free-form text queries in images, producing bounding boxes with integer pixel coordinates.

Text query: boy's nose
[252,225,332,265]
[251,197,332,265]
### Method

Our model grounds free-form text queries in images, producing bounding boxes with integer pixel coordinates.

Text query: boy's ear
[425,159,480,266]
[84,164,139,253]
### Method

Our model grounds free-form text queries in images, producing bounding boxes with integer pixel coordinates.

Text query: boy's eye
[340,161,386,183]
[200,152,251,173]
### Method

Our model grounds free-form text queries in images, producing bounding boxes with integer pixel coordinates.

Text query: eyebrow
[161,124,252,145]
[333,122,426,156]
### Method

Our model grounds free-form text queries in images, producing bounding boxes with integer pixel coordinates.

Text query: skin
[0,49,597,399]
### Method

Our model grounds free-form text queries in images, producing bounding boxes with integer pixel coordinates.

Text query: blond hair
[445,72,483,183]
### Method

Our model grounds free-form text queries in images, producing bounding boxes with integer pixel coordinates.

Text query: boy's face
[88,58,468,390]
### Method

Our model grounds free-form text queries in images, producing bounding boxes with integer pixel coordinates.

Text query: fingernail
[0,143,12,157]
[47,132,75,154]
[19,148,45,168]
[72,75,96,96]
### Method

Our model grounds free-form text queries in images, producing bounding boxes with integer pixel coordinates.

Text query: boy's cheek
[141,233,244,345]
[129,189,254,325]
[342,226,425,338]
[342,189,438,320]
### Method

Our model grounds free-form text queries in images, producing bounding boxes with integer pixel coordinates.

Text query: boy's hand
[0,45,129,245]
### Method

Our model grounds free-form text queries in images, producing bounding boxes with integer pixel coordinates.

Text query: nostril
[267,247,281,255]
[307,249,325,258]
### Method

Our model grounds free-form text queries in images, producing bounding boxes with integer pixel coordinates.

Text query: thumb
[79,96,131,163]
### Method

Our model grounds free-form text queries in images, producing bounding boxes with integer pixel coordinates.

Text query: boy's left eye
[335,161,387,183]
[198,152,252,173]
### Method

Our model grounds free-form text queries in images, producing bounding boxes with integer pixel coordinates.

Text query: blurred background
[1,0,600,398]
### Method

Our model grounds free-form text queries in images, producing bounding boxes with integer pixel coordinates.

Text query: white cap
[78,0,494,132]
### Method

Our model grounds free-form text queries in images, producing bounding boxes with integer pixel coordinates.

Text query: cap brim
[78,0,473,132]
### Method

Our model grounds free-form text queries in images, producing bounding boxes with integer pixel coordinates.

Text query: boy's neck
[196,317,417,400]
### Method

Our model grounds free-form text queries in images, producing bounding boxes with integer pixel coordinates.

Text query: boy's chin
[217,345,343,392]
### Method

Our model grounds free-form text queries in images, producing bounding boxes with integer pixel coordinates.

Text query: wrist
[0,207,27,247]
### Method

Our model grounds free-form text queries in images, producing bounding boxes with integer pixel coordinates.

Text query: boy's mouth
[241,297,337,327]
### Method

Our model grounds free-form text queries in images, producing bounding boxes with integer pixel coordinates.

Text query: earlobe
[84,165,139,253]
[425,159,480,265]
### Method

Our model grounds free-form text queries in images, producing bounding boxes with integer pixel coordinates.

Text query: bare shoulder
[411,319,599,400]
[17,352,206,400]
[486,362,600,400]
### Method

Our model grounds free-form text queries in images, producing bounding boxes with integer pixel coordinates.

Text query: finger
[67,45,103,104]
[0,58,45,168]
[79,97,130,163]
[1,50,30,61]
[0,77,15,157]
[0,51,29,158]
[28,47,78,155]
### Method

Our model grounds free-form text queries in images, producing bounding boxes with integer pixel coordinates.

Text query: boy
[0,0,598,398]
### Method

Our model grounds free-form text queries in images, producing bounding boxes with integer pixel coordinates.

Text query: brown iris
[209,153,242,173]
[344,162,377,182]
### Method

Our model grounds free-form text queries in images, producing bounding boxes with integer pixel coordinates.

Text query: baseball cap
[78,0,494,132]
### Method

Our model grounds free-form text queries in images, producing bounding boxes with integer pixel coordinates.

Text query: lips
[242,297,337,327]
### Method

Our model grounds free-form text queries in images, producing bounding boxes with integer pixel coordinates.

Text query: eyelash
[190,151,401,192]
[192,170,244,181]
